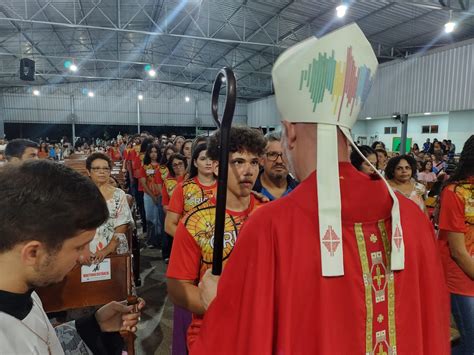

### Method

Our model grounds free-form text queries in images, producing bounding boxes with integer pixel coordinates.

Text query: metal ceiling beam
[366,9,439,39]
[0,16,285,48]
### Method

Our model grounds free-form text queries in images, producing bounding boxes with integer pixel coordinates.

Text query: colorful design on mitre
[299,46,374,121]
[322,226,340,257]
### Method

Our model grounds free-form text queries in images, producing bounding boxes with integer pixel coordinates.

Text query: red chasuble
[191,163,450,355]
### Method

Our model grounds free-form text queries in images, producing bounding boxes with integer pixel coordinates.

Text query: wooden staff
[211,67,237,276]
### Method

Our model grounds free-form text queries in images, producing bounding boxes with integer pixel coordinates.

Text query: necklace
[1,298,52,355]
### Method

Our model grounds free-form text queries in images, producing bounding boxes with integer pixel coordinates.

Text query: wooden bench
[37,254,132,312]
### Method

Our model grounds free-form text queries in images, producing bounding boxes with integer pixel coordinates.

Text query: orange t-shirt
[166,195,263,348]
[168,177,217,216]
[137,163,161,197]
[161,175,184,206]
[438,181,474,296]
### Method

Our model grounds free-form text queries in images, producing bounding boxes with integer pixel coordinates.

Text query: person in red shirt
[138,143,163,248]
[192,24,449,355]
[438,135,474,355]
[165,141,216,355]
[166,126,266,351]
[165,142,216,237]
[132,138,153,234]
[160,153,188,263]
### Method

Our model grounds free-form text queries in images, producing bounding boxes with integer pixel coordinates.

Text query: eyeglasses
[172,162,185,168]
[265,152,284,161]
[91,167,111,172]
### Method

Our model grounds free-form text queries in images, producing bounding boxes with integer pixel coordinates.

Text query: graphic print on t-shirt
[182,178,216,214]
[182,199,253,278]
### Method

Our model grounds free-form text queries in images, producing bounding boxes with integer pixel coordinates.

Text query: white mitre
[272,23,405,276]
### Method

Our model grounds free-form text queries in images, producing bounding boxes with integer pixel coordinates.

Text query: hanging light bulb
[148,69,156,77]
[336,4,348,18]
[444,10,456,33]
[70,63,78,72]
[33,89,40,96]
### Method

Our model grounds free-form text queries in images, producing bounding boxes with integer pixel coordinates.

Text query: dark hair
[0,160,108,252]
[140,137,154,153]
[143,143,162,165]
[5,139,39,161]
[447,135,474,183]
[179,139,193,155]
[86,152,112,171]
[167,153,188,178]
[375,148,388,157]
[191,136,209,154]
[189,143,209,179]
[371,141,386,150]
[350,145,377,171]
[421,160,432,172]
[385,154,417,180]
[412,143,419,151]
[160,145,177,165]
[173,136,185,145]
[207,126,266,161]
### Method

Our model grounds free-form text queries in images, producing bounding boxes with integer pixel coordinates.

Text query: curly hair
[385,154,417,180]
[207,126,266,161]
[447,135,474,183]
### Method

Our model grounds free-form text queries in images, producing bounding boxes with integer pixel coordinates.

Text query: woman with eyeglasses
[161,153,188,264]
[85,152,133,264]
[165,143,216,238]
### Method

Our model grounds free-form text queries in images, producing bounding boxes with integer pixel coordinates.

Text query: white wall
[448,110,474,150]
[352,112,473,151]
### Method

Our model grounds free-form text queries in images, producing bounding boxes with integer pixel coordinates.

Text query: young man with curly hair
[166,126,266,350]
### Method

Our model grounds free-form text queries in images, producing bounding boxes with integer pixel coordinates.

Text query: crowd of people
[0,24,473,355]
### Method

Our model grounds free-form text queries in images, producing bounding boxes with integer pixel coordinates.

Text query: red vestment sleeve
[191,210,276,354]
[168,182,184,215]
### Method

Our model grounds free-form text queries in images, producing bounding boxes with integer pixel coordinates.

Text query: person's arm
[166,221,204,314]
[140,177,157,202]
[167,278,206,315]
[445,231,474,279]
[165,211,181,237]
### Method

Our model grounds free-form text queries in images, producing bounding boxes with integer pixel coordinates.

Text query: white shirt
[0,292,63,354]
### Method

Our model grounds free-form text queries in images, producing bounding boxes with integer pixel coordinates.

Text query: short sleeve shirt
[138,163,161,196]
[438,181,474,295]
[167,195,262,347]
[89,188,133,253]
[168,177,217,216]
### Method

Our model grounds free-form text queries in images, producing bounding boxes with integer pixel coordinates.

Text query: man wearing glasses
[253,131,298,201]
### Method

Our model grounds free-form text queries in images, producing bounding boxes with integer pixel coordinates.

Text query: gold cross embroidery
[373,265,385,289]
[377,343,388,355]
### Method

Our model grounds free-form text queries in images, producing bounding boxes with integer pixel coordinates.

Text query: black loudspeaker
[20,58,35,81]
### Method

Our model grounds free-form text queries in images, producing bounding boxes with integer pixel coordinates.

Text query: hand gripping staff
[210,67,236,276]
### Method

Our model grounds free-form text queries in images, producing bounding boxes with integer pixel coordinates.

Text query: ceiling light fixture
[148,69,156,77]
[138,94,144,101]
[70,63,78,72]
[185,96,190,102]
[424,112,431,115]
[444,10,456,33]
[365,117,372,120]
[336,4,348,18]
[33,89,40,96]
[87,91,95,98]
